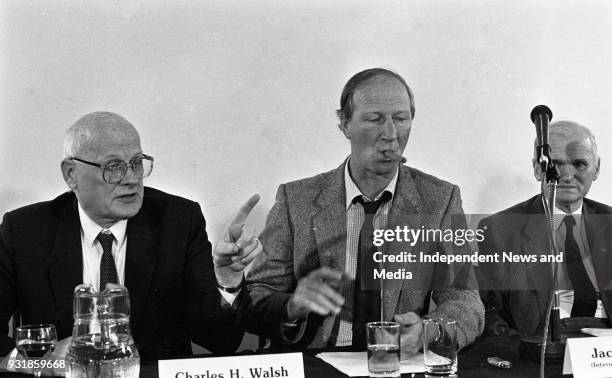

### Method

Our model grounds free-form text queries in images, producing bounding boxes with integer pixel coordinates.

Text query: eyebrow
[361,110,411,115]
[100,152,144,161]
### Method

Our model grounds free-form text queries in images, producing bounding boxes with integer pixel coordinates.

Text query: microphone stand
[519,157,565,376]
[538,160,565,363]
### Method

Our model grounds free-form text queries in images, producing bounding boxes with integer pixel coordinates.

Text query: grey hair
[62,111,134,159]
[63,123,94,159]
[532,120,599,161]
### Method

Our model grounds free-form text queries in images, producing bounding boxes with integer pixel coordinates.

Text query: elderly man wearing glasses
[0,111,261,360]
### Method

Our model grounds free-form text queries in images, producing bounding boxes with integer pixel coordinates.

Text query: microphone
[530,105,553,167]
[520,105,565,377]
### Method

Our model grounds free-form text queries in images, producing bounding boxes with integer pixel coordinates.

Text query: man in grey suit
[477,121,612,337]
[247,68,484,357]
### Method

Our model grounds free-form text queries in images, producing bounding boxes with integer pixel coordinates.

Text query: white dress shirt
[335,161,398,346]
[78,204,127,291]
[77,203,237,304]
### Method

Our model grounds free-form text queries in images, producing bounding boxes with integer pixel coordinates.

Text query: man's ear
[532,158,543,182]
[61,159,78,190]
[336,110,351,139]
[338,120,351,139]
[593,157,601,181]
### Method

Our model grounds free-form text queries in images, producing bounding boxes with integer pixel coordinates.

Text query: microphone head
[530,105,553,123]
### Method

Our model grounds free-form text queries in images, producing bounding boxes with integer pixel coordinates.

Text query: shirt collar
[344,158,399,209]
[77,203,128,248]
[553,202,583,231]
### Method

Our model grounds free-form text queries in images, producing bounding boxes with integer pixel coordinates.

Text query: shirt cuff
[280,319,307,344]
[218,288,240,306]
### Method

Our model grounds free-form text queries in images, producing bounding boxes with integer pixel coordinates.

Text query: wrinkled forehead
[90,128,141,158]
[352,75,412,108]
[549,130,596,159]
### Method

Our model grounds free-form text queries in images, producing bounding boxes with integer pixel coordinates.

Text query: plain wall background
[2,0,612,350]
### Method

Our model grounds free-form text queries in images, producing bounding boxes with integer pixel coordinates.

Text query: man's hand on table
[214,194,263,288]
[286,267,346,321]
[394,312,423,360]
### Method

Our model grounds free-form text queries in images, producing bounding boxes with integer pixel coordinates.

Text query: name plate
[159,352,304,378]
[563,336,612,377]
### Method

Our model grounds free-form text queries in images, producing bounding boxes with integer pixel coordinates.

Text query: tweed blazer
[247,162,484,350]
[477,195,612,336]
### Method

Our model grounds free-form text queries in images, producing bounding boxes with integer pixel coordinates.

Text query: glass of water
[15,324,58,377]
[422,318,457,377]
[366,321,400,378]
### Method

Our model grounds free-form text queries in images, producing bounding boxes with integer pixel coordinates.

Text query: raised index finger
[228,194,260,241]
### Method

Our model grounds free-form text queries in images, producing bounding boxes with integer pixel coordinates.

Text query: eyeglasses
[71,154,154,184]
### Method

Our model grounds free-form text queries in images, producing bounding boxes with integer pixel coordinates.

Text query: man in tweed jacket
[247,68,484,355]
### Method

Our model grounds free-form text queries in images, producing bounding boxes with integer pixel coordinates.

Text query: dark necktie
[563,216,597,317]
[98,232,118,292]
[352,191,392,349]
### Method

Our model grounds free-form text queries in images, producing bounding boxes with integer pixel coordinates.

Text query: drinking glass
[15,324,58,377]
[366,321,401,378]
[422,318,457,377]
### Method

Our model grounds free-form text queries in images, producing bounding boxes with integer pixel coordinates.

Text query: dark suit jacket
[477,195,612,336]
[247,163,484,350]
[0,187,246,360]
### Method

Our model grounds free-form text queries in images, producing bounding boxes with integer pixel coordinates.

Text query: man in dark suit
[477,121,612,337]
[247,68,484,357]
[0,111,262,360]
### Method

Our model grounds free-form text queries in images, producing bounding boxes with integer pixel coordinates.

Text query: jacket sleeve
[475,215,519,337]
[184,202,248,354]
[0,213,17,355]
[426,185,485,350]
[246,184,297,341]
[246,184,334,347]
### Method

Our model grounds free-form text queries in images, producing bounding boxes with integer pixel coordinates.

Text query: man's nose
[556,164,574,182]
[121,165,141,185]
[381,117,398,140]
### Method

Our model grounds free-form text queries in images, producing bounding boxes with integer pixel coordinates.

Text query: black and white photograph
[1,1,612,377]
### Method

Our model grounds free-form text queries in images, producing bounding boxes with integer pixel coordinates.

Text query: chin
[556,189,581,200]
[373,163,397,175]
[556,196,583,209]
[112,202,143,220]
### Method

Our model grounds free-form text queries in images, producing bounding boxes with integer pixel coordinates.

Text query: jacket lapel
[310,164,346,344]
[124,209,156,327]
[312,164,347,271]
[584,201,611,287]
[383,167,422,319]
[584,201,612,316]
[46,195,157,335]
[520,197,554,294]
[48,197,82,337]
